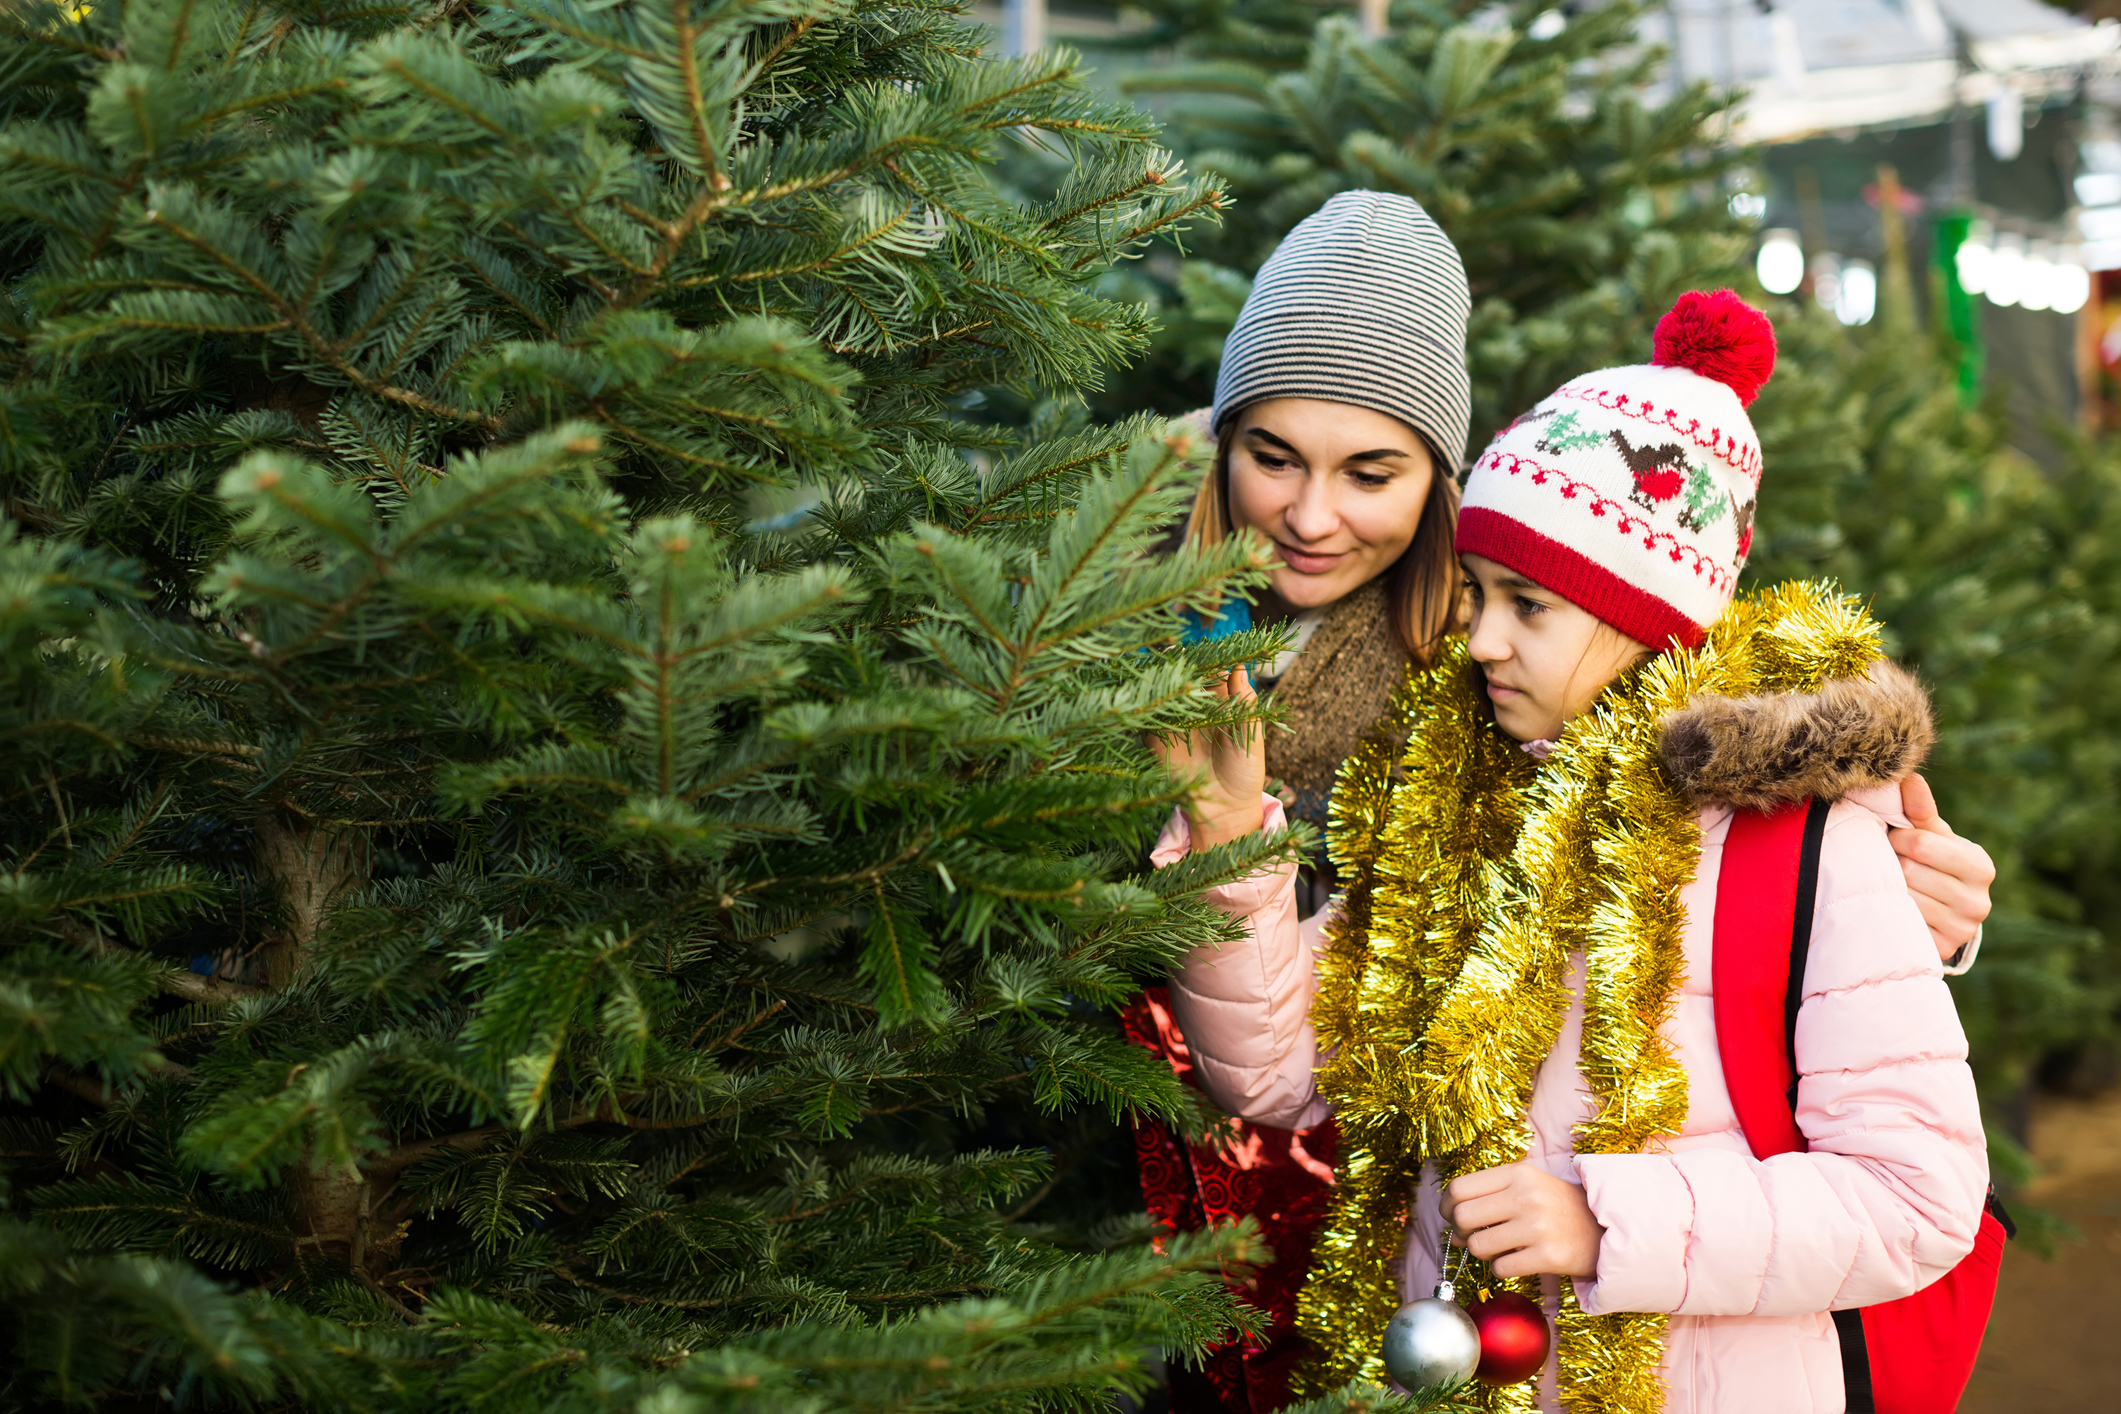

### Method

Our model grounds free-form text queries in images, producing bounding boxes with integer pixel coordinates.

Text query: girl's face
[1462,554,1650,743]
[1225,398,1435,613]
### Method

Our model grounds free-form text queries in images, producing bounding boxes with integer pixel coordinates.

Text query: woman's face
[1462,554,1650,743]
[1224,398,1435,613]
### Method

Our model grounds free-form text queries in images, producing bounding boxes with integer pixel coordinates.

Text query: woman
[1126,193,1995,1414]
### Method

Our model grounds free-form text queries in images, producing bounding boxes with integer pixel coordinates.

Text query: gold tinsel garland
[1297,582,1884,1413]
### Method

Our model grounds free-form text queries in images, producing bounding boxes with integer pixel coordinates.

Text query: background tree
[0,0,1427,1406]
[1747,298,2121,1172]
[1080,0,1745,445]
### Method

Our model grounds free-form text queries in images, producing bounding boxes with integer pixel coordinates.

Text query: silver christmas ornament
[1382,1229,1481,1392]
[1380,1281,1481,1392]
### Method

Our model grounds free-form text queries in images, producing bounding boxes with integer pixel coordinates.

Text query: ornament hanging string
[1437,1226,1473,1297]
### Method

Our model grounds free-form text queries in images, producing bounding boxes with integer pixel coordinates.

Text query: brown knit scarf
[1265,577,1411,829]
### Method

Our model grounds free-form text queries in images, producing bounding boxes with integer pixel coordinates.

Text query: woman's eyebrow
[1244,427,1408,462]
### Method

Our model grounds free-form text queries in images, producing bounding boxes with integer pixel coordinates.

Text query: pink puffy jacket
[1155,777,1987,1413]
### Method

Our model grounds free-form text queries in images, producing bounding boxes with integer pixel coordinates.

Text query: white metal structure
[1649,0,2120,146]
[1002,0,1045,56]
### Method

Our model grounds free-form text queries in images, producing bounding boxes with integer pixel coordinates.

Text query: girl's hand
[1441,1163,1604,1280]
[1891,774,1994,962]
[1150,667,1267,849]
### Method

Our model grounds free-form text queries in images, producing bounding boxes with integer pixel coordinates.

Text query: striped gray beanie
[1211,191,1472,470]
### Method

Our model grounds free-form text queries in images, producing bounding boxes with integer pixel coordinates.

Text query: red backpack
[1715,798,2012,1414]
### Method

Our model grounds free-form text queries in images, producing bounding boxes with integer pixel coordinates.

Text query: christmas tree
[0,0,1387,1404]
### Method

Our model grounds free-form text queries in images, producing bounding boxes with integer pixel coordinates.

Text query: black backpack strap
[1832,1310,1877,1414]
[1783,796,1830,1105]
[1783,800,1879,1412]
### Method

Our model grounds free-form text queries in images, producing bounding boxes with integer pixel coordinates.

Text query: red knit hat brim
[1455,507,1706,651]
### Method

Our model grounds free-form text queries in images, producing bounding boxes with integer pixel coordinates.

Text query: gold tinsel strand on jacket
[1297,582,1883,1413]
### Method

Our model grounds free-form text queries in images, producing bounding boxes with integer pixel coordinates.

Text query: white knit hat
[1455,290,1778,650]
[1212,191,1473,469]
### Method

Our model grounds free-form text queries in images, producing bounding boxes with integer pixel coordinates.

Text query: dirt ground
[1960,1086,2121,1412]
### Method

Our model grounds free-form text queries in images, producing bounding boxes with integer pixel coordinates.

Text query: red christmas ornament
[1650,288,1777,406]
[1470,1290,1552,1386]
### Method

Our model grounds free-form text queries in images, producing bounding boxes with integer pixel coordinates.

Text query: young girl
[1154,291,1988,1413]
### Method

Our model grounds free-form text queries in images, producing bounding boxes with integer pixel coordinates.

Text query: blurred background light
[1986,233,2028,308]
[1956,220,1994,295]
[1810,252,1843,314]
[1988,86,2024,162]
[1756,228,1804,294]
[1835,260,1877,326]
[2021,242,2057,312]
[2079,173,2121,207]
[2052,247,2092,315]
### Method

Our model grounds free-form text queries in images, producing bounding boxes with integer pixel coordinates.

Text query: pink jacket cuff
[1151,795,1291,858]
[1575,1154,1695,1314]
[1150,796,1297,913]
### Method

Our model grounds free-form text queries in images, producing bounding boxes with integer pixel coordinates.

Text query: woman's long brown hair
[1182,411,1465,666]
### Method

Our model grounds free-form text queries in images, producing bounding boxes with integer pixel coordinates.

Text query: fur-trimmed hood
[1658,660,1935,810]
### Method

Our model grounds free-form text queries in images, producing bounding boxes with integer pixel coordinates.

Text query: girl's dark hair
[1183,410,1465,666]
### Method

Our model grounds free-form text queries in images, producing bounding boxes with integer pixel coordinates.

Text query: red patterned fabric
[1121,986,1339,1414]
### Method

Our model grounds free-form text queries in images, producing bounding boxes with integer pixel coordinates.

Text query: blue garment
[1181,597,1250,646]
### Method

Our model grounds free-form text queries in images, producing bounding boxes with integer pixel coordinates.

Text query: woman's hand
[1441,1163,1603,1280]
[1150,667,1267,849]
[1892,774,1995,963]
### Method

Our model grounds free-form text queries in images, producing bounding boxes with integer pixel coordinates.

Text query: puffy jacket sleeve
[1151,797,1331,1130]
[1574,798,1989,1317]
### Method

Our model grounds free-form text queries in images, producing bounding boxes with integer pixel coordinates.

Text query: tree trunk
[257,814,375,1271]
[292,1162,366,1258]
[254,814,369,988]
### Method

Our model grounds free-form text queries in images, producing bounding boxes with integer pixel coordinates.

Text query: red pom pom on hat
[1651,289,1776,406]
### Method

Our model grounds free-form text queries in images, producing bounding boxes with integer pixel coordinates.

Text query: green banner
[1932,212,1984,400]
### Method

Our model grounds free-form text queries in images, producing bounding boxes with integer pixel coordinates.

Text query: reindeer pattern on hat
[1609,429,1690,510]
[1514,409,1749,548]
[1600,422,1761,555]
